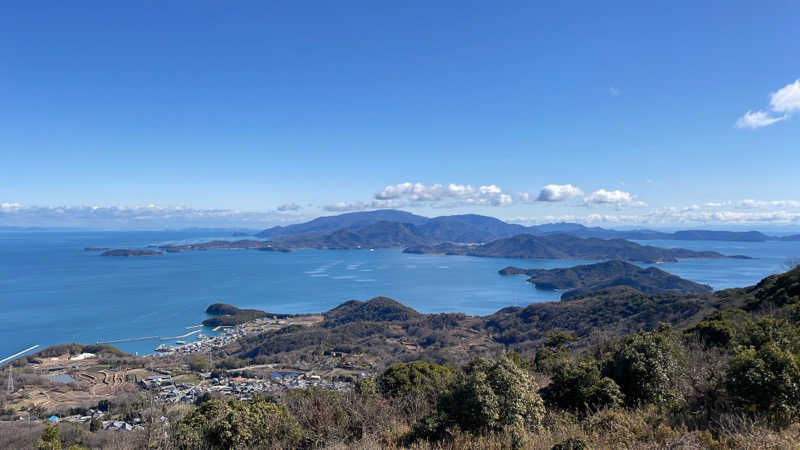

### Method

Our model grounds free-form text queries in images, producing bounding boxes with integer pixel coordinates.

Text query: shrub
[738,317,800,354]
[427,356,546,438]
[172,398,301,449]
[689,319,735,348]
[378,360,454,399]
[604,327,685,406]
[37,425,60,450]
[725,342,800,425]
[552,437,590,450]
[541,359,623,412]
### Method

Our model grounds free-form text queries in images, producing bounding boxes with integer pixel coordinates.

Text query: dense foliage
[173,398,302,449]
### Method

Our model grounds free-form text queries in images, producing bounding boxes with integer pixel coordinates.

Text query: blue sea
[1,231,799,358]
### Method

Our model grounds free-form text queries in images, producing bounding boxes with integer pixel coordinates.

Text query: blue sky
[2,1,799,229]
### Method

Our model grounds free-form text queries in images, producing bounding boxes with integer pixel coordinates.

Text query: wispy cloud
[736,110,787,129]
[609,87,622,96]
[737,78,800,129]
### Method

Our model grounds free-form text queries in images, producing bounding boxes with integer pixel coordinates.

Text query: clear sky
[2,1,799,229]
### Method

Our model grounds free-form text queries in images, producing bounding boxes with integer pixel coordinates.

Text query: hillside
[275,221,433,249]
[499,260,712,298]
[226,267,800,367]
[255,209,428,239]
[405,234,739,263]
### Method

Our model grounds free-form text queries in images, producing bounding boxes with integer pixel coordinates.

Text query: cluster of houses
[144,371,349,404]
[48,409,150,432]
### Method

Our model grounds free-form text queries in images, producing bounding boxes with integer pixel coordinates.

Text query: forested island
[404,234,744,263]
[499,260,713,298]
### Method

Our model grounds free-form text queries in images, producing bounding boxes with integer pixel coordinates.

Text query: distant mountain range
[499,260,713,298]
[255,209,799,243]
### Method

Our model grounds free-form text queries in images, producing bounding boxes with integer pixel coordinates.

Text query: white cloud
[737,79,800,129]
[374,182,513,207]
[609,87,621,96]
[583,189,646,207]
[535,184,584,202]
[736,110,787,129]
[276,202,302,212]
[770,79,800,113]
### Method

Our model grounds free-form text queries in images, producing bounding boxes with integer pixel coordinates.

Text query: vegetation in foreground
[2,266,800,449]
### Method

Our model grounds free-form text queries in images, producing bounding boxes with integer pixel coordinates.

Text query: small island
[100,249,162,257]
[499,260,713,299]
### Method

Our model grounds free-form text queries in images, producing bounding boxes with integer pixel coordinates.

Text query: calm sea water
[1,231,799,357]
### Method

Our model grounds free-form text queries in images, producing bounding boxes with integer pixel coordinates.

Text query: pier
[159,330,201,341]
[97,336,160,345]
[97,329,202,345]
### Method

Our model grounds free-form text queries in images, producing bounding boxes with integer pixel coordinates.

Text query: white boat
[175,340,186,345]
[155,344,170,352]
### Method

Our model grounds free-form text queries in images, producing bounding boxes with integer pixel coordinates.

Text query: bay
[1,231,798,357]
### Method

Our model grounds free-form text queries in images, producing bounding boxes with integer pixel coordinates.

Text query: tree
[541,358,623,412]
[432,356,545,437]
[378,360,454,398]
[534,331,576,374]
[37,425,61,450]
[725,342,800,425]
[604,327,685,406]
[172,398,301,449]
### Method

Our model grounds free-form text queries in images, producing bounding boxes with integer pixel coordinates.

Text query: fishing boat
[155,344,169,352]
[175,340,186,345]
